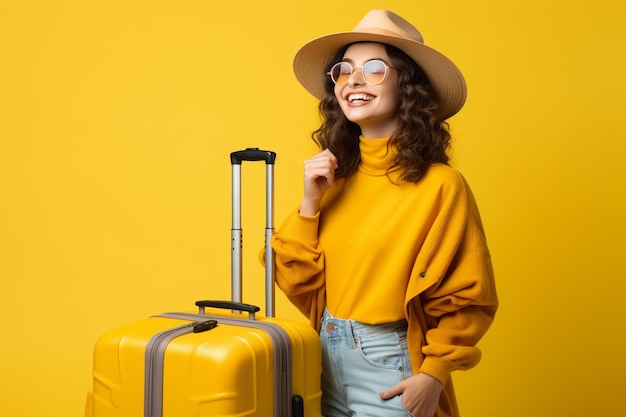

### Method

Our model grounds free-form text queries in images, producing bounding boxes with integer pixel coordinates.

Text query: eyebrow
[342,57,389,65]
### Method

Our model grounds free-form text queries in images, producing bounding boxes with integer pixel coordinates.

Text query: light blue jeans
[320,308,414,417]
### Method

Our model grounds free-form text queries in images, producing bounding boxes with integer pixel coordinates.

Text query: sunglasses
[327,59,394,86]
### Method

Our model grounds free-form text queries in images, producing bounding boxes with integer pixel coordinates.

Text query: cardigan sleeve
[265,209,326,330]
[405,171,498,384]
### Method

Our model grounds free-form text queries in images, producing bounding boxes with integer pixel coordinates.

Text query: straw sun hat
[292,9,467,120]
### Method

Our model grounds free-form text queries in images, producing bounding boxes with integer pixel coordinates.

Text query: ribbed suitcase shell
[84,149,322,417]
[86,310,322,417]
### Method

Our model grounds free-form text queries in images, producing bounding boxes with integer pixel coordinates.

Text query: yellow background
[1,1,624,416]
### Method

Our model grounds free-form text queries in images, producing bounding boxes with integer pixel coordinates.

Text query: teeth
[348,94,374,103]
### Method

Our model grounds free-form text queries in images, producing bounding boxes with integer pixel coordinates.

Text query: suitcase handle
[230,148,277,317]
[195,300,261,320]
[230,148,276,165]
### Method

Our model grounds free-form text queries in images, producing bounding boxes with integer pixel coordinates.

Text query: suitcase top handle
[230,148,276,165]
[196,300,261,320]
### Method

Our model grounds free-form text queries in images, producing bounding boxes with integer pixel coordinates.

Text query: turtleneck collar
[358,136,396,176]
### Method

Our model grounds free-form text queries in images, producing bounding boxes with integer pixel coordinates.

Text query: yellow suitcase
[84,149,322,417]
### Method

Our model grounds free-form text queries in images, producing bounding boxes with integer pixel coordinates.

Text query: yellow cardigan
[269,137,498,417]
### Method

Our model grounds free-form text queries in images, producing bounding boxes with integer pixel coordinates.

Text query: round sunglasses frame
[327,59,394,86]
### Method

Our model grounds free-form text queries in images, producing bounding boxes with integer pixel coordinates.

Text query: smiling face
[334,42,401,139]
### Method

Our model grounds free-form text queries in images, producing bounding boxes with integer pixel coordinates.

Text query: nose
[347,66,365,86]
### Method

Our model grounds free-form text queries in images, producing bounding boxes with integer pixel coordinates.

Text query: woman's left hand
[378,372,443,417]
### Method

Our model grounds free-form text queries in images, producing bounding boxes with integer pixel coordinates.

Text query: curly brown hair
[311,43,452,183]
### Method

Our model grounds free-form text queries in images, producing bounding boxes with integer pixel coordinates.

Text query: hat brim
[293,32,467,120]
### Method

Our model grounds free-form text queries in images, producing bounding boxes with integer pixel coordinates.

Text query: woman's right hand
[299,149,338,216]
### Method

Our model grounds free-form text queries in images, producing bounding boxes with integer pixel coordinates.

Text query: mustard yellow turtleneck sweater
[269,137,497,415]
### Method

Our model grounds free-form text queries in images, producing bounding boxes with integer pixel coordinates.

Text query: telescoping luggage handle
[229,148,277,317]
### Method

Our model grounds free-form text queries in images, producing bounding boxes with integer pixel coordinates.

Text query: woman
[270,9,498,417]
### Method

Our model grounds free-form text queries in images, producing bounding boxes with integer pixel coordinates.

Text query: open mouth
[348,93,375,103]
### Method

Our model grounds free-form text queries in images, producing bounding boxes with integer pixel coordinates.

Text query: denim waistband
[321,308,408,338]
